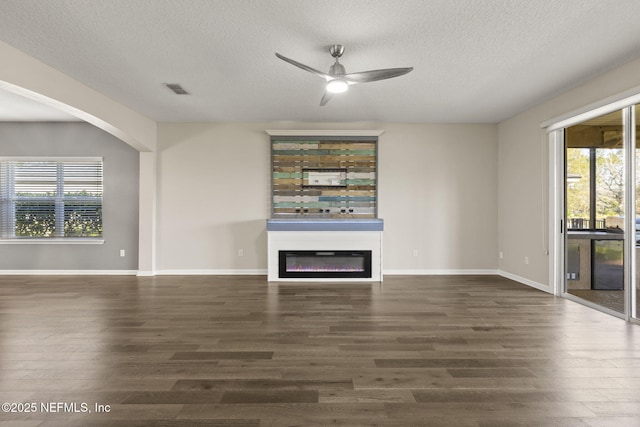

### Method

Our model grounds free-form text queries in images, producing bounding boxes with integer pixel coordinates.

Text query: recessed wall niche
[270,133,378,219]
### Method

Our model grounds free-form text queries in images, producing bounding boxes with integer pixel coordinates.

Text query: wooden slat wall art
[272,139,377,218]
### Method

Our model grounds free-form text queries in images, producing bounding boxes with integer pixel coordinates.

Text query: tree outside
[566,147,625,229]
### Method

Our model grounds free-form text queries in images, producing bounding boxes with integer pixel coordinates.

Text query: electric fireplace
[279,250,372,278]
[266,219,384,281]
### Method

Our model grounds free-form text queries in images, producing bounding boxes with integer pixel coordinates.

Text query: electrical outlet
[499,251,504,259]
[120,249,125,257]
[413,249,418,257]
[524,256,529,265]
[238,249,244,257]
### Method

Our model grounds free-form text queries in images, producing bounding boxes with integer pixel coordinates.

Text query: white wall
[498,56,640,288]
[156,122,498,273]
[157,123,270,272]
[379,123,498,273]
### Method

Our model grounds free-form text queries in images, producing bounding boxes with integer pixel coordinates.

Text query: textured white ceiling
[2,0,640,123]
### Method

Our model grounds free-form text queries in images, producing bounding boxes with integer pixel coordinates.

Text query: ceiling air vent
[163,83,189,95]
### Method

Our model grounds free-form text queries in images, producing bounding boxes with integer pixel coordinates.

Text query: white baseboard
[384,269,500,275]
[0,269,267,277]
[498,270,552,294]
[0,270,138,275]
[136,270,155,277]
[155,269,267,276]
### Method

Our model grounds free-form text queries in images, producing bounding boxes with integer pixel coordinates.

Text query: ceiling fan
[275,44,413,106]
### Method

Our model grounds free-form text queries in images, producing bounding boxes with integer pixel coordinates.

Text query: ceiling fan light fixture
[326,79,348,94]
[275,44,413,105]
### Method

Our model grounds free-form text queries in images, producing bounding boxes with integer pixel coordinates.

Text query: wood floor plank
[384,401,598,419]
[170,352,273,360]
[176,402,389,420]
[412,389,609,403]
[319,389,416,403]
[171,378,353,392]
[219,390,318,404]
[0,274,639,425]
[121,391,224,404]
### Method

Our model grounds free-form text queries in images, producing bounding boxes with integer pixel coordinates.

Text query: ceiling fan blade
[343,67,413,84]
[320,91,333,106]
[275,53,332,80]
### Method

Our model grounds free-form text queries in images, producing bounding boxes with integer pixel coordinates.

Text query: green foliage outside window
[566,147,625,228]
[15,198,102,238]
[64,205,103,237]
[15,206,55,237]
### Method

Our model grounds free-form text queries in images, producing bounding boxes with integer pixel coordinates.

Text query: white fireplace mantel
[267,219,383,282]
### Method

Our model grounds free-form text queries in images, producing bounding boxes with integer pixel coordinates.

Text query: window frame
[0,156,104,244]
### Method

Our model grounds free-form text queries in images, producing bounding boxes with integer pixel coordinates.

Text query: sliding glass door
[564,110,627,316]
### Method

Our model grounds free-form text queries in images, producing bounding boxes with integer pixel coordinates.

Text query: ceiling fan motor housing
[329,44,345,58]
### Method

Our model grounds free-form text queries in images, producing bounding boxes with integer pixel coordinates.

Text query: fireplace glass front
[279,250,372,278]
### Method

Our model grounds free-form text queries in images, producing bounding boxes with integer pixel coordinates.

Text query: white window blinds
[0,158,103,239]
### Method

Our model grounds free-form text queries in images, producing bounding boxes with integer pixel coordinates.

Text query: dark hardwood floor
[1,274,639,426]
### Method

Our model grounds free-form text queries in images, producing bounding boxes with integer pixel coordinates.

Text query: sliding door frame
[546,95,640,323]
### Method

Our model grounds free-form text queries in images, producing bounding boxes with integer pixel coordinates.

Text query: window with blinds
[0,158,103,239]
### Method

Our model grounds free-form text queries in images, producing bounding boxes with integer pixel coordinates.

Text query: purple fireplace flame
[286,264,365,272]
[279,250,372,278]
